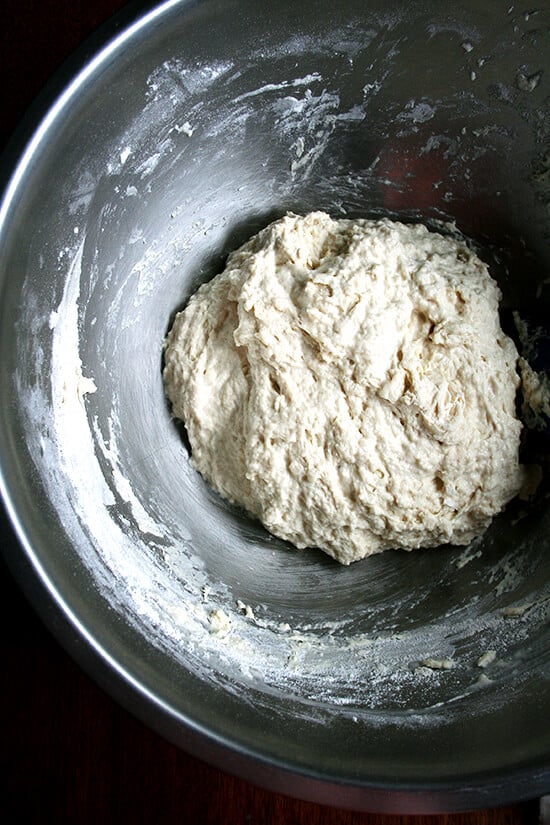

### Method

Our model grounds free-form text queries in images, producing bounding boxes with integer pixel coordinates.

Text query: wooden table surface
[0,2,543,822]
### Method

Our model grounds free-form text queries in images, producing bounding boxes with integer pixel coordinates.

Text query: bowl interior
[1,0,549,807]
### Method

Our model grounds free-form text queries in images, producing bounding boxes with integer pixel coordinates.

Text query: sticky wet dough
[164,212,527,565]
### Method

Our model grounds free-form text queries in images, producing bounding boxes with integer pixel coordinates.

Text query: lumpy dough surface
[164,212,526,564]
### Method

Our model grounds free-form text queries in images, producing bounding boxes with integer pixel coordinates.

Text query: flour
[477,650,497,668]
[11,1,545,733]
[164,212,527,564]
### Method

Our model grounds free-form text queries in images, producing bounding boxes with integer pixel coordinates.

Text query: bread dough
[164,212,526,564]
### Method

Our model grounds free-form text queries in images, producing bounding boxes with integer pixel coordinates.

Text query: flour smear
[16,6,549,730]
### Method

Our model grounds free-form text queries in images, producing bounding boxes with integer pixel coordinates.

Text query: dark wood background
[0,2,542,822]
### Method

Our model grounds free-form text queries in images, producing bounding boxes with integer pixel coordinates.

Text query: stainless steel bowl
[1,0,549,813]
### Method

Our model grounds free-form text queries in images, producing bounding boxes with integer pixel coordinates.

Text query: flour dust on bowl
[0,0,549,814]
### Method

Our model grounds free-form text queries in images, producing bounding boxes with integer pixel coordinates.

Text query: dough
[164,212,526,564]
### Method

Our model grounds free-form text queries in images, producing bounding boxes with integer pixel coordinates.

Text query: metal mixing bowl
[1,0,549,813]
